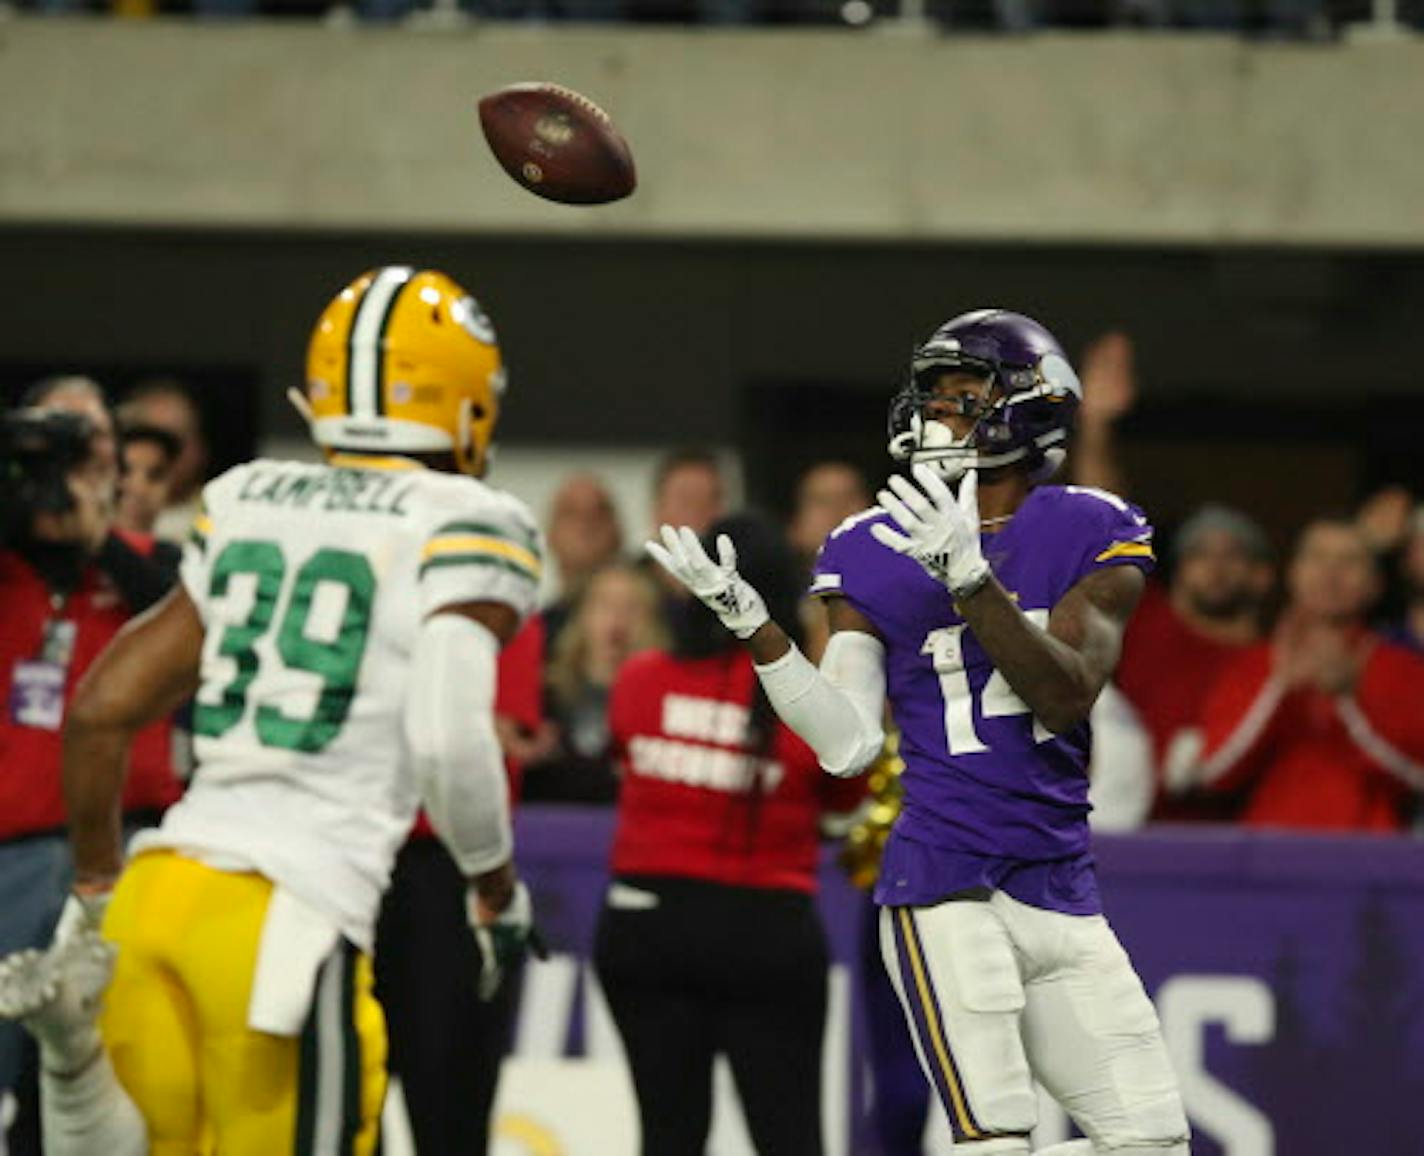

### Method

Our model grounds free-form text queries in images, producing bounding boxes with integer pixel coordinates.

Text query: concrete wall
[2,19,1423,246]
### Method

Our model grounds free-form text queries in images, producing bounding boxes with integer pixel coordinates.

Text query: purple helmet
[887,309,1081,482]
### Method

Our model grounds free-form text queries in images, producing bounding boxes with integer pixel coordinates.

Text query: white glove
[468,881,538,1002]
[0,932,116,1074]
[645,525,770,640]
[871,463,992,600]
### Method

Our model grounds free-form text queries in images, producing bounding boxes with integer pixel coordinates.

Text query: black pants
[594,876,828,1156]
[374,839,522,1156]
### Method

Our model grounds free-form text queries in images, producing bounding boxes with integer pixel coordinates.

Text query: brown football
[477,82,636,206]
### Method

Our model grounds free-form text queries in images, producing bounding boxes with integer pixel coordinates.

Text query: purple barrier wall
[514,808,1424,1156]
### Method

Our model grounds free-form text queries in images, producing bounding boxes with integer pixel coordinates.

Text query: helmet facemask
[456,364,506,479]
[887,349,1080,484]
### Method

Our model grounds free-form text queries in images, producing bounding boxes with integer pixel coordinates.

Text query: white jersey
[132,456,541,950]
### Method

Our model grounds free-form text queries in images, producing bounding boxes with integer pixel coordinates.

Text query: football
[477,82,637,206]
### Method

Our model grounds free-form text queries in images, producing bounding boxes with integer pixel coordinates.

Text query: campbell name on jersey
[132,456,542,950]
[811,485,1153,914]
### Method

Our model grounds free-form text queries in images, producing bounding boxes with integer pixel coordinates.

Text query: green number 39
[193,540,375,753]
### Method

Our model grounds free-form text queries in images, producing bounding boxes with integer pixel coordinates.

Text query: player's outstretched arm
[64,587,204,889]
[647,527,887,776]
[405,600,537,999]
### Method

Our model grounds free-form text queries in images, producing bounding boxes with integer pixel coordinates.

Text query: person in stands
[1184,518,1424,830]
[594,513,862,1156]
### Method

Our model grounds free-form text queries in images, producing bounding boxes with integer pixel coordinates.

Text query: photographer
[0,376,181,1154]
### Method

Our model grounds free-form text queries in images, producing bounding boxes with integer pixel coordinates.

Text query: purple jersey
[811,485,1154,915]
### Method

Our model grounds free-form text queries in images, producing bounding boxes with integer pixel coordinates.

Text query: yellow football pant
[100,852,386,1156]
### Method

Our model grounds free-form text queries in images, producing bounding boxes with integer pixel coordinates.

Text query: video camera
[0,408,95,547]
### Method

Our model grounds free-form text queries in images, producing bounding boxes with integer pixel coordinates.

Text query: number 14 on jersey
[921,612,1053,755]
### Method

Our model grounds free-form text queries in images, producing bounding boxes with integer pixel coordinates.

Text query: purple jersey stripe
[890,907,983,1143]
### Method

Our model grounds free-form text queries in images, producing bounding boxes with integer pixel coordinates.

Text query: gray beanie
[1172,504,1272,565]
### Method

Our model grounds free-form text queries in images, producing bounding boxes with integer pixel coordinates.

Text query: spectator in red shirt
[1119,505,1275,817]
[1183,518,1424,831]
[0,377,180,1152]
[595,514,862,1156]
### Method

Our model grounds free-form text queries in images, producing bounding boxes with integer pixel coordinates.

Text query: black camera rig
[0,408,95,547]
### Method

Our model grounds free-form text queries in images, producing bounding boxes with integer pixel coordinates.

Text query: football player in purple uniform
[648,310,1189,1156]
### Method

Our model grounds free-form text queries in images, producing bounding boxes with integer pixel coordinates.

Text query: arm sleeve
[1337,645,1424,792]
[1193,647,1288,794]
[404,612,512,876]
[754,630,887,778]
[418,498,543,621]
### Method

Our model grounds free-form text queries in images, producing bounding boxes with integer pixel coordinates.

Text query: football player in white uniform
[0,266,542,1156]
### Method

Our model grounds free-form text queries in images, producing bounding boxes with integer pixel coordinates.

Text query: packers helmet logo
[454,296,498,347]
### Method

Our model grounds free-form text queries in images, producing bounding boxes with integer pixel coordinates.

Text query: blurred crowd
[1073,334,1424,833]
[8,0,1422,34]
[530,339,1424,838]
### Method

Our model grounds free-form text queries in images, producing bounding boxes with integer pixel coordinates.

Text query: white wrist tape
[754,632,886,777]
[405,613,513,876]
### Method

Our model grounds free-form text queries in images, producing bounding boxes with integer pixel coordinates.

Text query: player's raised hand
[871,464,992,599]
[645,525,770,640]
[1078,330,1138,426]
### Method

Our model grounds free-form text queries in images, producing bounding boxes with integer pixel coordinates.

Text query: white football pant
[880,892,1190,1155]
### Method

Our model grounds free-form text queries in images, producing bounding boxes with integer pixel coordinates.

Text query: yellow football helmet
[301,266,506,476]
